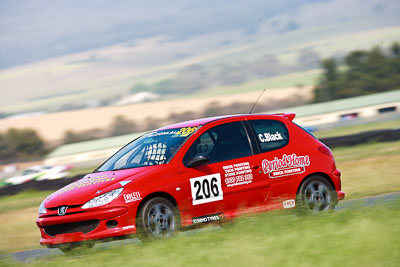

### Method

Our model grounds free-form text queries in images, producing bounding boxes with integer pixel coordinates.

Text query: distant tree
[145,117,162,131]
[63,130,95,144]
[131,79,177,96]
[314,59,338,102]
[313,43,400,103]
[202,101,223,117]
[0,128,47,164]
[168,111,198,123]
[131,83,151,94]
[110,115,138,136]
[391,43,400,56]
[152,79,177,95]
[390,43,400,74]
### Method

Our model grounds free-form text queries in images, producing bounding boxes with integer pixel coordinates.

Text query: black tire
[136,197,180,241]
[296,175,337,214]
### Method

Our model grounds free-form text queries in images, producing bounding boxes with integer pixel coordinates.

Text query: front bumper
[36,206,138,246]
[337,191,345,200]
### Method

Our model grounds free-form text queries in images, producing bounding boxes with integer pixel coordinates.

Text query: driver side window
[183,121,252,166]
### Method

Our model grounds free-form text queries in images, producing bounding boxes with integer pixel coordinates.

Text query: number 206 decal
[190,174,223,205]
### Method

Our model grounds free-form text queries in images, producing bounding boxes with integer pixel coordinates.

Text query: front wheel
[296,176,337,214]
[136,197,180,241]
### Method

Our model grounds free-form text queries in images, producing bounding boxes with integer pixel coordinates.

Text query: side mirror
[187,155,209,168]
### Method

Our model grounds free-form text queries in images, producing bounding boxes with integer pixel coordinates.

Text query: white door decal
[190,174,223,205]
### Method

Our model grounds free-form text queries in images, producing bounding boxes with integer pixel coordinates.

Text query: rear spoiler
[274,113,296,121]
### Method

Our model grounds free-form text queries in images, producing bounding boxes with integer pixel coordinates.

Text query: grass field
[0,191,53,255]
[333,141,400,199]
[1,25,399,114]
[0,140,399,255]
[2,200,400,266]
[189,70,320,98]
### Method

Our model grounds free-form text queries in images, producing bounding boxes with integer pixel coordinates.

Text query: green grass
[2,200,400,266]
[193,69,320,98]
[0,140,398,254]
[0,190,53,214]
[0,190,53,254]
[315,118,400,138]
[333,140,400,199]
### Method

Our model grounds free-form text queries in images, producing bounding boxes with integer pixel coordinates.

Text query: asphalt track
[3,192,400,263]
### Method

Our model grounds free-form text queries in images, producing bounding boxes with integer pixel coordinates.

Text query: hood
[45,167,152,207]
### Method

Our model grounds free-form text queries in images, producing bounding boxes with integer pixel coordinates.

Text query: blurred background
[0,0,399,264]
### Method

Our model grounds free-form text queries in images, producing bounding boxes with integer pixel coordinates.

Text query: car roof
[157,113,295,130]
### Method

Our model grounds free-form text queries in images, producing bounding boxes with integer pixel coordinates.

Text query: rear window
[292,122,318,140]
[249,120,289,153]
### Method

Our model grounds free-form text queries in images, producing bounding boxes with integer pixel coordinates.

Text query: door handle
[252,165,260,170]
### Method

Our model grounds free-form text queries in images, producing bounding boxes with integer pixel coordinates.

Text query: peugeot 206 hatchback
[36,114,345,251]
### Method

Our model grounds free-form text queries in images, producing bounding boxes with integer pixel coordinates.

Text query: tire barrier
[0,174,84,197]
[320,128,400,149]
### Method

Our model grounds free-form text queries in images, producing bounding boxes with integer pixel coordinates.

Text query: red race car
[36,114,345,251]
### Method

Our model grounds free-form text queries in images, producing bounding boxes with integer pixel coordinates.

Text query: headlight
[38,200,47,214]
[82,188,123,209]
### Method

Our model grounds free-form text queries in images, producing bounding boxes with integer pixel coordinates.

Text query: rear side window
[183,121,252,165]
[249,120,289,153]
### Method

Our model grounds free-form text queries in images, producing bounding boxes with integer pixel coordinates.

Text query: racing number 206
[190,174,223,205]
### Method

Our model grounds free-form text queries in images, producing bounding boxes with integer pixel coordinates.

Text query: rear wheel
[137,197,180,241]
[297,176,337,214]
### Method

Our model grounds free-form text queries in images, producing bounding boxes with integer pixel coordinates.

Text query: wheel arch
[296,172,336,196]
[135,191,179,219]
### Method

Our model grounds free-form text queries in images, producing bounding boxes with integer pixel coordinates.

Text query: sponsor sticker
[176,127,198,137]
[123,191,142,203]
[58,175,115,194]
[192,212,225,224]
[122,225,136,230]
[283,199,296,209]
[258,131,284,142]
[262,153,310,178]
[147,130,179,137]
[147,127,197,138]
[190,174,223,205]
[223,162,253,187]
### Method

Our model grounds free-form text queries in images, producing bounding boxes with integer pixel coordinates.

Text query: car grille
[43,220,100,237]
[47,204,82,211]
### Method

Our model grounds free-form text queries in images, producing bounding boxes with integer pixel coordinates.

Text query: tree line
[0,93,307,164]
[314,43,400,102]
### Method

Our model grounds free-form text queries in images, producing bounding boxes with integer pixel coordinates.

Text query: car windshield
[96,127,198,172]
